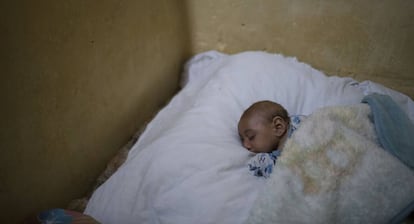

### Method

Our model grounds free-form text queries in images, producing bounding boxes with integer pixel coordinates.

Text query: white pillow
[193,51,365,116]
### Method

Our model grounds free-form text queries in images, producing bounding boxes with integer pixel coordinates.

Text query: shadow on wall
[0,0,192,223]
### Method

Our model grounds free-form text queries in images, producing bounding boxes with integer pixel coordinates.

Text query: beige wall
[0,0,190,223]
[187,0,414,99]
[2,0,414,223]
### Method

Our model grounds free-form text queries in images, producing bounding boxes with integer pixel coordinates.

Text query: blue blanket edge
[362,93,414,223]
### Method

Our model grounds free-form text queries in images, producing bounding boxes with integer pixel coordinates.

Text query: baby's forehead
[240,111,267,125]
[239,101,283,123]
[245,106,271,118]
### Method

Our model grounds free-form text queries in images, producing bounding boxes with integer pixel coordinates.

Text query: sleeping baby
[238,100,305,178]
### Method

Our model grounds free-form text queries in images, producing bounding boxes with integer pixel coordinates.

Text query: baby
[238,100,305,177]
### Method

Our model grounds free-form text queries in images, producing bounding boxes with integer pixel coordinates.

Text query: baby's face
[238,114,280,153]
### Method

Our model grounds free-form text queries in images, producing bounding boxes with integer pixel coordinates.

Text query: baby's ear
[272,116,288,137]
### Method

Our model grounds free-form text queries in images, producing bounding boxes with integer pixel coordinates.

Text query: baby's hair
[241,100,289,123]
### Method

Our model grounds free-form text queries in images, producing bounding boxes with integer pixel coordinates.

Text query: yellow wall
[1,0,414,223]
[0,0,190,222]
[187,0,414,98]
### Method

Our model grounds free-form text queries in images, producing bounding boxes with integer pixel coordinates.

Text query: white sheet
[85,51,414,224]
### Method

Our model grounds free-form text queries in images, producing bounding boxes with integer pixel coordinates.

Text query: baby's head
[238,100,290,153]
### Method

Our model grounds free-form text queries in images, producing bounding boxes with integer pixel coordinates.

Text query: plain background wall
[0,0,190,223]
[1,0,414,223]
[187,0,414,99]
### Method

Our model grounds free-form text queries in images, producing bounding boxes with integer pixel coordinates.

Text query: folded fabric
[362,93,414,170]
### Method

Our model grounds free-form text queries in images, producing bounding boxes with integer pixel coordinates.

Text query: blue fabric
[248,151,280,178]
[388,199,414,224]
[362,93,414,170]
[362,93,414,223]
[38,208,73,224]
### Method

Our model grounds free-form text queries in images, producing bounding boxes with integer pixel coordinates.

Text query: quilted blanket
[246,104,414,224]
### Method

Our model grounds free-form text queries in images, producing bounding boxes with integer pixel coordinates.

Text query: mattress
[84,51,414,224]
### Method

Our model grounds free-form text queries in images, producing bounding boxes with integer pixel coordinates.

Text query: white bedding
[246,104,414,223]
[85,51,414,224]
